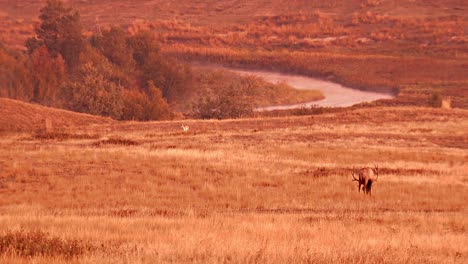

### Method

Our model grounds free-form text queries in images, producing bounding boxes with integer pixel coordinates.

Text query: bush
[92,26,135,71]
[29,46,67,105]
[0,230,93,258]
[192,82,255,119]
[64,62,124,119]
[142,53,192,102]
[94,136,139,146]
[121,82,173,121]
[429,92,443,108]
[0,47,34,101]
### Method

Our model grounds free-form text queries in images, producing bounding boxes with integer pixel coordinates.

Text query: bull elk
[352,165,379,195]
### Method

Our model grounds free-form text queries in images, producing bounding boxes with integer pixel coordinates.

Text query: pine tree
[27,0,83,69]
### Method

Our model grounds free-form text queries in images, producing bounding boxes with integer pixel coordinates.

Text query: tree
[29,46,66,105]
[146,81,173,120]
[142,53,191,102]
[92,26,135,71]
[192,82,255,119]
[65,62,123,119]
[0,46,34,101]
[127,30,160,67]
[120,81,173,121]
[120,89,147,120]
[27,0,83,69]
[78,43,132,88]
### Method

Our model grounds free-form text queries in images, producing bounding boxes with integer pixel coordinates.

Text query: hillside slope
[0,98,113,133]
[1,0,466,48]
[0,105,466,262]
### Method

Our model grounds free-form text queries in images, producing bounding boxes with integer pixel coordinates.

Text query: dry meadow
[0,103,467,263]
[0,0,467,262]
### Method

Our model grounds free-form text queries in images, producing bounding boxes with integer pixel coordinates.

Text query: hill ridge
[0,98,114,133]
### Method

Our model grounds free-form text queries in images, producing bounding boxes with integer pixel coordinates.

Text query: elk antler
[351,166,359,181]
[373,164,379,181]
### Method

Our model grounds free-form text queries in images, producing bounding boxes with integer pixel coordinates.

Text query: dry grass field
[0,99,467,263]
[1,0,467,109]
[0,1,467,263]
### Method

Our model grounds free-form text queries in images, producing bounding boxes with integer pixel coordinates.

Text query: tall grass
[0,230,93,258]
[0,106,466,262]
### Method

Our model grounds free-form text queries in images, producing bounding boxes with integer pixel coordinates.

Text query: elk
[352,164,379,195]
[181,125,189,132]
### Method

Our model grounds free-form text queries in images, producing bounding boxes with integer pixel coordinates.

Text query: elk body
[352,165,379,195]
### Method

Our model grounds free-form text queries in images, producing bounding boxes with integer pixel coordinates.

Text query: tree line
[0,0,193,120]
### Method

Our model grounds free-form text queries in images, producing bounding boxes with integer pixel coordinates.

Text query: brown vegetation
[187,67,324,118]
[0,1,467,262]
[165,46,468,109]
[0,101,466,263]
[1,0,467,113]
[0,98,113,133]
[0,230,93,259]
[1,1,185,121]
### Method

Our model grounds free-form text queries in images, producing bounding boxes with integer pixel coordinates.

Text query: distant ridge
[0,98,113,133]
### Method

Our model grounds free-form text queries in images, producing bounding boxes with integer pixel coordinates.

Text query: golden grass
[0,98,113,133]
[0,105,467,263]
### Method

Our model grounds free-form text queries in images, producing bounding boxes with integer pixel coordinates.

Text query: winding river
[221,67,395,111]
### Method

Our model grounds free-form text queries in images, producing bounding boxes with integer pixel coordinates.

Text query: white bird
[181,125,189,132]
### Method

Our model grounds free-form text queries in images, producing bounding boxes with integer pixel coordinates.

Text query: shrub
[192,81,255,119]
[64,62,124,119]
[94,137,139,146]
[121,83,173,121]
[32,132,99,140]
[142,52,192,102]
[0,230,93,258]
[29,46,67,105]
[92,26,135,71]
[127,30,160,67]
[429,92,443,108]
[0,47,34,101]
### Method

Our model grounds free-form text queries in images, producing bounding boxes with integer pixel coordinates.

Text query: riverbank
[195,64,394,111]
[166,46,468,109]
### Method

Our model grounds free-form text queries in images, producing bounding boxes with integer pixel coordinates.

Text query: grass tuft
[94,137,140,146]
[32,132,99,141]
[0,230,94,258]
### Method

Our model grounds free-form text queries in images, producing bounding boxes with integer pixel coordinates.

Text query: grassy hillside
[0,105,467,262]
[1,0,466,110]
[2,0,466,55]
[0,98,113,133]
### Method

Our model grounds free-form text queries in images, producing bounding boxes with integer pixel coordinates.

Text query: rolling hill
[0,98,113,133]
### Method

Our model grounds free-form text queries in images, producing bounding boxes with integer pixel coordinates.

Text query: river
[221,68,395,111]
